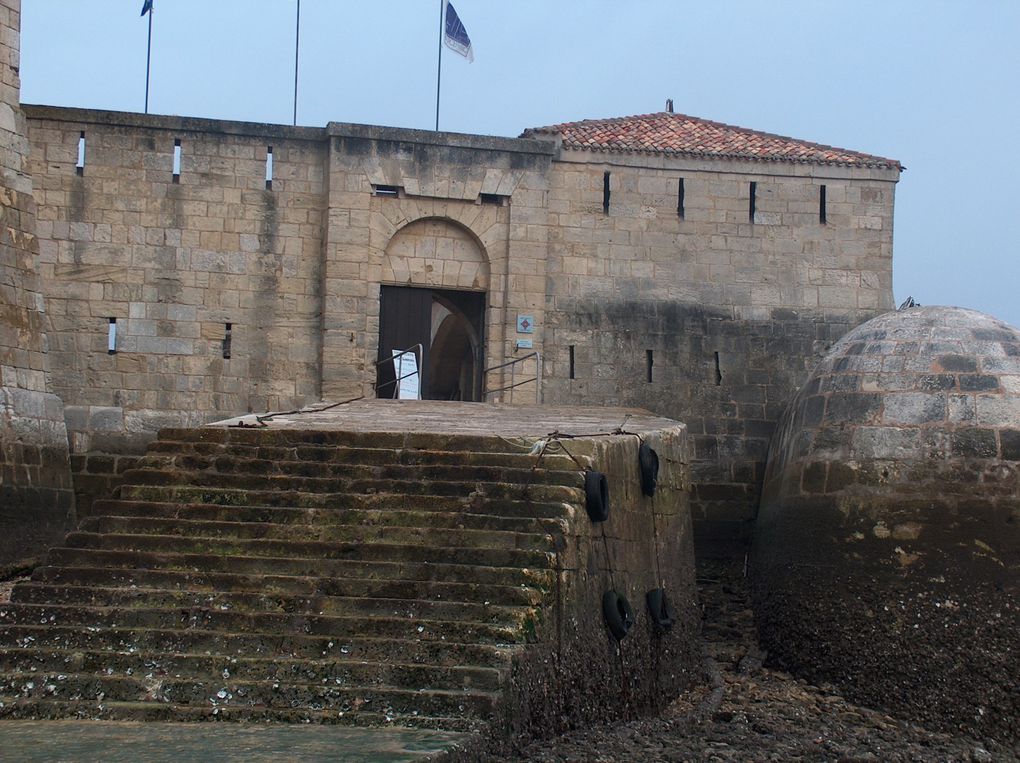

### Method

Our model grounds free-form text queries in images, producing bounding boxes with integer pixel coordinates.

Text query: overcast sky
[19,1,1020,327]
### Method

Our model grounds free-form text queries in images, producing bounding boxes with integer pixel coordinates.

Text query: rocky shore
[492,556,1017,762]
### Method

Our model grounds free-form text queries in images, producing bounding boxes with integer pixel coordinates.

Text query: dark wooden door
[376,286,432,398]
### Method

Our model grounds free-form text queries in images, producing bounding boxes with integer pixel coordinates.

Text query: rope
[228,395,367,427]
[599,522,616,592]
[651,488,664,586]
[494,435,541,452]
[256,394,366,423]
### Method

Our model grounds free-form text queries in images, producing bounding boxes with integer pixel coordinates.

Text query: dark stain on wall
[544,298,869,549]
[249,188,280,412]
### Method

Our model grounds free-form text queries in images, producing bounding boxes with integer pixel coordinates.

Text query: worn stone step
[88,500,571,536]
[118,472,580,504]
[0,648,503,692]
[60,532,557,570]
[0,625,517,666]
[155,427,544,456]
[0,604,528,645]
[137,454,582,487]
[162,679,499,717]
[110,486,580,518]
[146,440,584,472]
[92,496,577,524]
[0,670,150,703]
[11,584,534,624]
[0,673,498,716]
[43,548,557,588]
[0,697,482,730]
[30,566,544,607]
[77,516,560,553]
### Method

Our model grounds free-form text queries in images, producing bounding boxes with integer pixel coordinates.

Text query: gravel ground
[496,557,1018,762]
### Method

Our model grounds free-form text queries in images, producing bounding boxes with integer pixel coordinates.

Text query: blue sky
[20,1,1020,327]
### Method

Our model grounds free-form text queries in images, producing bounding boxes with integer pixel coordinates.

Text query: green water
[0,721,469,762]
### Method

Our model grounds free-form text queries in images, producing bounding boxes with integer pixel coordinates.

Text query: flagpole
[144,5,153,113]
[293,0,301,126]
[435,0,444,131]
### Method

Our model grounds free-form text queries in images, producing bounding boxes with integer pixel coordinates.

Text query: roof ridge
[521,111,901,170]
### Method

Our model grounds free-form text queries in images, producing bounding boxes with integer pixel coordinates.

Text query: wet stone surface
[492,556,1018,762]
[0,720,465,762]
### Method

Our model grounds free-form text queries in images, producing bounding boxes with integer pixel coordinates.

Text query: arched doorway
[375,218,489,401]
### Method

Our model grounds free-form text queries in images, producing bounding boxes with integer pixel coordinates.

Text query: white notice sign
[392,349,421,400]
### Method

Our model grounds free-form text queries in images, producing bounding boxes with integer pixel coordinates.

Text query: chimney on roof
[665,98,674,113]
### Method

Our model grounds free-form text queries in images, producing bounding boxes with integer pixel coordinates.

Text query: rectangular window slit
[373,184,401,197]
[677,177,685,218]
[172,138,181,183]
[646,350,654,383]
[714,352,722,385]
[265,146,274,190]
[107,318,117,355]
[819,184,827,224]
[568,345,575,380]
[602,171,611,214]
[76,131,85,176]
[749,181,757,223]
[479,193,503,205]
[223,322,232,359]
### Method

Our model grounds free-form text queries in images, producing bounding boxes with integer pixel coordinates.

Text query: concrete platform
[210,400,681,438]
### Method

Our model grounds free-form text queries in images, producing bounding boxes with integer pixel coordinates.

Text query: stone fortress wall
[0,0,74,568]
[20,99,898,537]
[27,109,328,452]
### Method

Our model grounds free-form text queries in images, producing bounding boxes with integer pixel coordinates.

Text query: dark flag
[443,1,474,62]
[140,0,153,16]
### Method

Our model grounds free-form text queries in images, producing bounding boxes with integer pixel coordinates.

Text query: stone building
[1,0,902,561]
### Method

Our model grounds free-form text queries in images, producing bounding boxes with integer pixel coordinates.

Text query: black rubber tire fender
[584,470,610,523]
[645,587,676,632]
[602,590,636,641]
[638,442,659,497]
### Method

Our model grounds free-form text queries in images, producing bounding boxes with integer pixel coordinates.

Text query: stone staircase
[0,427,589,731]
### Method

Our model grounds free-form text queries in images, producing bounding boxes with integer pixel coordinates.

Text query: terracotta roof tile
[521,112,901,170]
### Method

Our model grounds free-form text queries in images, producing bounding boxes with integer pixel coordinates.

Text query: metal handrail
[483,351,542,404]
[374,344,424,399]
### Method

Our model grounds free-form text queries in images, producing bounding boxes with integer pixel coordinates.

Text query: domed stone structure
[751,306,1020,742]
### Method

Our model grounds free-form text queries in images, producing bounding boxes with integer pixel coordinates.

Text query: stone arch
[382,217,490,292]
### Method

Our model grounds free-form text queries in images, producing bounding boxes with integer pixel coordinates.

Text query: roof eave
[558,143,901,171]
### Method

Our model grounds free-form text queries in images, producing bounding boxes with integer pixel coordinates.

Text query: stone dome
[751,306,1020,742]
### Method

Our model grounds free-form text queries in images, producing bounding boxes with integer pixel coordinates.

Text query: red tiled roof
[521,112,901,170]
